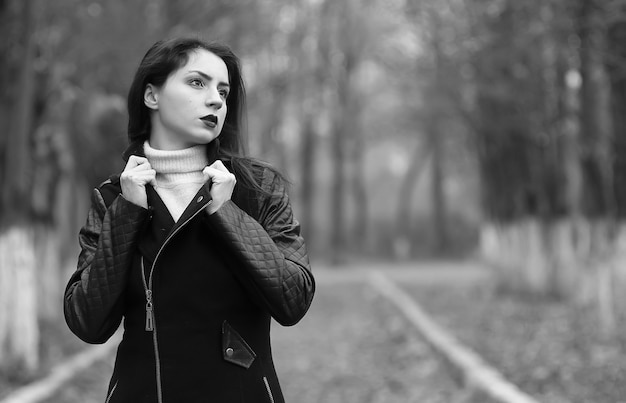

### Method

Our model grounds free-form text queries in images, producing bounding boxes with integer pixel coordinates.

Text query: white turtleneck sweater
[143,141,208,222]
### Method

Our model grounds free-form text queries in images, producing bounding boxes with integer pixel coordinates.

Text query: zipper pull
[145,289,154,332]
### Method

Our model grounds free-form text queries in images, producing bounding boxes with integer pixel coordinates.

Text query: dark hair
[127,37,283,195]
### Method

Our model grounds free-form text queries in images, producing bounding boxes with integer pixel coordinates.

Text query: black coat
[64,145,315,403]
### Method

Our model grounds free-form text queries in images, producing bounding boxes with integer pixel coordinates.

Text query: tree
[461,0,574,296]
[576,0,617,331]
[0,0,40,372]
[608,0,626,218]
[321,0,350,264]
[578,0,614,219]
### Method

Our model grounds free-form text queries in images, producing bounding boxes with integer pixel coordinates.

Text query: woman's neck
[148,131,194,151]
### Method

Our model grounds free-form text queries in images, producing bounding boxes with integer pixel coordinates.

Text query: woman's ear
[144,84,159,110]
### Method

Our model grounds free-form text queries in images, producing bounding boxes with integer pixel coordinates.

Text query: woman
[64,37,315,403]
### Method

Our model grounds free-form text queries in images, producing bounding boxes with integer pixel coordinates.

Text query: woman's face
[145,49,230,150]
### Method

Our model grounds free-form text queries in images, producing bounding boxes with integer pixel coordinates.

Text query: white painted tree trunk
[480,220,555,295]
[481,219,625,333]
[0,225,40,371]
[35,225,62,321]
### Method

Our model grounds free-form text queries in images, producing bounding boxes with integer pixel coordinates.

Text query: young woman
[64,37,315,403]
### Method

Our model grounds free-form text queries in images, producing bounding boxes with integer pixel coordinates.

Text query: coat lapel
[129,140,219,262]
[168,184,213,233]
[137,185,174,265]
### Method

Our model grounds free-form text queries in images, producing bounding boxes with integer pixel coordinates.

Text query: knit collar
[122,139,219,166]
[143,141,208,174]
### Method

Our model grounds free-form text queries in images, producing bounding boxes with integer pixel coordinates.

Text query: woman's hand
[120,156,156,209]
[203,160,236,215]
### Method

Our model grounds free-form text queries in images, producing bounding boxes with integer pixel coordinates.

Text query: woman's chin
[188,132,221,146]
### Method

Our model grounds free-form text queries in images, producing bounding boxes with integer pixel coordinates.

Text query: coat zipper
[141,258,163,403]
[263,376,275,403]
[141,199,212,403]
[105,380,118,403]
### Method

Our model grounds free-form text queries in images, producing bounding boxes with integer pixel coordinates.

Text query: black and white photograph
[0,0,625,402]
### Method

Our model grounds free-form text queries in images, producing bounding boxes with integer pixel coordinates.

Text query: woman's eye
[219,89,229,99]
[190,78,204,87]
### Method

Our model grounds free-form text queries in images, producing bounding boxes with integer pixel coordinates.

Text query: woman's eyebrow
[188,70,230,87]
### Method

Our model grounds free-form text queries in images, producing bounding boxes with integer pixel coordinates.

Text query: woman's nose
[206,88,223,109]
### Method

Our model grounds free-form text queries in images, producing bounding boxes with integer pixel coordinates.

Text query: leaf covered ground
[404,281,626,403]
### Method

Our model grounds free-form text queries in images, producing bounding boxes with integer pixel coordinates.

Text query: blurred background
[1,0,626,402]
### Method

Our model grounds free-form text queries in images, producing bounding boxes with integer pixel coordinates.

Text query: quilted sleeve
[64,188,149,344]
[205,169,315,326]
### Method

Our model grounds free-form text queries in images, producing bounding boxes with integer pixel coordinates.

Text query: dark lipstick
[201,114,218,127]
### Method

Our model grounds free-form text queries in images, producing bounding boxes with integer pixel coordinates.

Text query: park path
[22,261,488,403]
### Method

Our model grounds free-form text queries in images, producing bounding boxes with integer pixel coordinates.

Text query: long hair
[127,37,283,195]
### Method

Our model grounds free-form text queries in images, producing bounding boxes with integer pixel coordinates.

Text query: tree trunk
[0,0,39,373]
[0,0,11,161]
[607,7,626,333]
[394,144,430,260]
[578,0,614,218]
[257,78,288,168]
[607,6,626,218]
[429,119,448,254]
[330,0,369,261]
[483,217,625,334]
[299,115,316,250]
[473,2,563,294]
[349,101,368,254]
[429,12,449,254]
[2,0,35,211]
[292,1,318,253]
[0,225,39,371]
[35,225,62,321]
[551,2,584,298]
[578,0,616,333]
[328,0,354,264]
[330,87,348,264]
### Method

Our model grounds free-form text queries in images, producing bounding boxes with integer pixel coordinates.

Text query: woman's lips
[201,114,218,128]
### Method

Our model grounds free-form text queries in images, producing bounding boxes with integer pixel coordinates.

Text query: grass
[404,281,626,403]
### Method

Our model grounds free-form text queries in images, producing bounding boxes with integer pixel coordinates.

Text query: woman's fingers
[125,157,152,172]
[122,156,155,185]
[203,161,236,215]
[203,161,236,184]
[211,160,229,173]
[121,169,156,185]
[131,163,154,172]
[133,170,157,184]
[124,155,149,170]
[202,165,218,178]
[120,156,155,209]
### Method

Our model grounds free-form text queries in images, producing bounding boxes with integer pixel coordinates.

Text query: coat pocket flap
[222,321,257,369]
